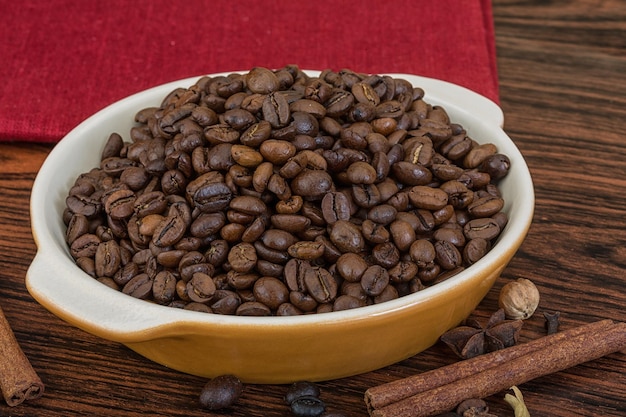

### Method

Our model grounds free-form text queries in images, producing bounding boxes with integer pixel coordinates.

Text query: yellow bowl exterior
[114,261,509,383]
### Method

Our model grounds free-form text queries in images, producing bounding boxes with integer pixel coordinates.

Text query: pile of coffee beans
[64,66,510,316]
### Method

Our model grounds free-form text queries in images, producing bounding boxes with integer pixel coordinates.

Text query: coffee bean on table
[284,381,321,405]
[199,374,243,410]
[290,396,326,417]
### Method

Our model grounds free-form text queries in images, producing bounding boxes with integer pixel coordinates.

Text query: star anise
[440,309,523,359]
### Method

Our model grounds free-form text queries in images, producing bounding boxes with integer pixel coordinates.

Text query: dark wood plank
[1,0,626,415]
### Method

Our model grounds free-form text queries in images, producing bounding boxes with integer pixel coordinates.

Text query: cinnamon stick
[367,320,626,417]
[365,319,614,411]
[0,305,45,406]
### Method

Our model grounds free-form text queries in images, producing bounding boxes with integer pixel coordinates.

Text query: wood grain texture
[0,1,625,415]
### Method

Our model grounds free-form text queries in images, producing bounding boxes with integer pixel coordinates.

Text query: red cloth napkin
[0,0,498,143]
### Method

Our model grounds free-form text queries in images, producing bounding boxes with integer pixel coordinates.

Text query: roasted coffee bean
[373,284,399,304]
[333,294,366,311]
[361,264,389,296]
[101,157,137,176]
[371,242,400,269]
[240,216,268,242]
[152,270,177,304]
[284,259,311,292]
[134,191,167,218]
[463,238,490,265]
[270,214,311,233]
[94,240,122,277]
[186,272,217,303]
[240,120,271,147]
[122,273,153,299]
[261,229,299,251]
[66,213,90,244]
[236,301,271,316]
[285,381,321,405]
[184,302,212,313]
[290,169,334,199]
[256,259,284,277]
[329,220,365,254]
[304,267,338,304]
[290,395,326,417]
[325,90,353,117]
[320,192,351,225]
[390,161,432,185]
[276,195,304,214]
[410,239,436,267]
[253,277,289,310]
[231,144,264,168]
[440,180,474,209]
[246,67,280,94]
[204,239,229,266]
[288,241,325,260]
[289,291,318,312]
[464,217,501,240]
[434,240,463,270]
[351,184,381,208]
[408,185,448,211]
[388,260,419,283]
[186,172,232,212]
[199,374,243,410]
[210,290,242,315]
[432,204,455,225]
[259,139,297,165]
[66,194,101,218]
[228,242,257,273]
[275,303,302,316]
[335,252,369,282]
[492,211,509,230]
[389,220,416,252]
[254,241,290,264]
[151,210,187,248]
[479,153,510,180]
[263,92,291,129]
[190,212,226,238]
[360,219,390,244]
[70,233,101,258]
[464,143,497,169]
[267,173,292,200]
[367,204,397,225]
[467,195,504,218]
[76,256,96,277]
[433,224,466,247]
[346,161,377,184]
[229,195,267,216]
[226,271,259,290]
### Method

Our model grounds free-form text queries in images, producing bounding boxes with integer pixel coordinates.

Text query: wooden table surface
[1,1,625,415]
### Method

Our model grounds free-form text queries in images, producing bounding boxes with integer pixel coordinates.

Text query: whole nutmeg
[498,278,540,320]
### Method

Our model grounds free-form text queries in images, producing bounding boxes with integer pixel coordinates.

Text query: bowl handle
[25,250,171,342]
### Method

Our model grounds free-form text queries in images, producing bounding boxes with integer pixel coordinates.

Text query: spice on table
[543,311,560,335]
[504,386,530,417]
[498,278,540,320]
[456,398,498,416]
[440,309,523,359]
[0,305,45,406]
[364,319,626,417]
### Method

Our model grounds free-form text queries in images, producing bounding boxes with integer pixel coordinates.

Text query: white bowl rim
[27,70,534,336]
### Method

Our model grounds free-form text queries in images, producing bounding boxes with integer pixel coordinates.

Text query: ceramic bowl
[26,71,534,383]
